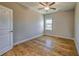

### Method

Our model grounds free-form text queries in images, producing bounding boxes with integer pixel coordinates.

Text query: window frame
[44,17,53,31]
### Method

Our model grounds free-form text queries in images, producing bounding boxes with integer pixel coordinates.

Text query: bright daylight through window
[45,19,52,30]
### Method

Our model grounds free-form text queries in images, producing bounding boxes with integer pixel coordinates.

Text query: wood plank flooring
[3,35,78,56]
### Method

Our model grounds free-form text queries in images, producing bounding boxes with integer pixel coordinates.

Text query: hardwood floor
[3,35,78,56]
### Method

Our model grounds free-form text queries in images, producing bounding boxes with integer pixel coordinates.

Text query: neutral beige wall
[75,2,79,55]
[0,3,44,44]
[44,10,74,39]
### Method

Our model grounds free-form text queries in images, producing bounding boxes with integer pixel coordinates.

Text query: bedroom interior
[0,2,79,56]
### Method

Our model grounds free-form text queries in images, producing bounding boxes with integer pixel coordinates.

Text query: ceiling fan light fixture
[44,6,50,10]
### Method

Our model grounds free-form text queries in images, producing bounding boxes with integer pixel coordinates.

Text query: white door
[0,5,13,55]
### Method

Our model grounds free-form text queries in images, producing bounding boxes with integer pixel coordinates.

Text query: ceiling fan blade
[44,2,49,5]
[49,2,55,6]
[39,2,46,6]
[50,8,56,10]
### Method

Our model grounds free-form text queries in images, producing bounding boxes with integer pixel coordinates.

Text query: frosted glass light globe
[44,6,50,10]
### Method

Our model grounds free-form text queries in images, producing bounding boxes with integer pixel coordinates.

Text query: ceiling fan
[38,2,56,10]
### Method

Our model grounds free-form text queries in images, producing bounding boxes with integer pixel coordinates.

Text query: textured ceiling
[18,2,76,14]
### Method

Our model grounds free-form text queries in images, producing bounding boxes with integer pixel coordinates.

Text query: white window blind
[45,15,52,30]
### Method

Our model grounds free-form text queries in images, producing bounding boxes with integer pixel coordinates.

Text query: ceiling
[18,2,76,14]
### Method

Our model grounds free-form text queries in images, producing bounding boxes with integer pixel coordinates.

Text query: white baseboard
[44,34,74,40]
[0,45,13,56]
[14,34,43,46]
[14,33,74,45]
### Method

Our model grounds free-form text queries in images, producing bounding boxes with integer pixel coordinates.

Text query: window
[45,19,52,30]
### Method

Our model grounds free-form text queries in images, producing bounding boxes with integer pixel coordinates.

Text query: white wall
[0,3,44,44]
[44,10,74,39]
[75,2,79,55]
